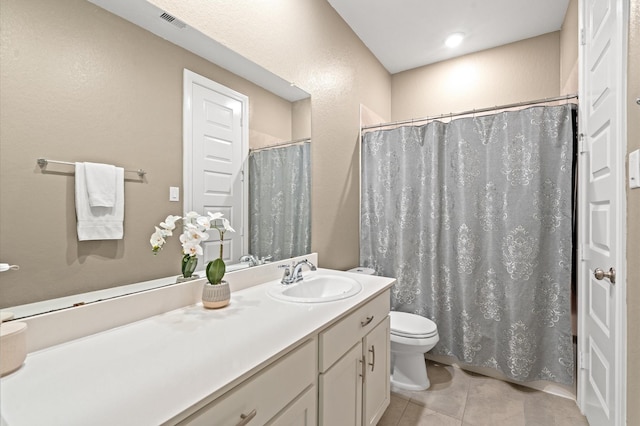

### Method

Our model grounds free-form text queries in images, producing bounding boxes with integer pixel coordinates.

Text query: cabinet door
[268,386,317,426]
[363,316,390,426]
[319,341,363,426]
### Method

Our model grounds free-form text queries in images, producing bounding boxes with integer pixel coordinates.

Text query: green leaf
[206,258,226,284]
[181,254,198,278]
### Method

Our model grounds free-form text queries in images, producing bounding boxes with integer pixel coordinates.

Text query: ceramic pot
[176,274,199,283]
[202,281,230,309]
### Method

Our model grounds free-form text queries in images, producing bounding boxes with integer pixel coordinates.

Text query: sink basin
[267,274,362,303]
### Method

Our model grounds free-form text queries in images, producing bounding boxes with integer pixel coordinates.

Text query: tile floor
[379,361,589,426]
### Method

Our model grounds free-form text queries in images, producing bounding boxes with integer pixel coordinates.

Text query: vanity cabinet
[318,290,391,426]
[179,338,317,426]
[1,261,397,426]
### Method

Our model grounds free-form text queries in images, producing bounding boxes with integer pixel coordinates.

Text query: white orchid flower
[179,232,193,245]
[182,240,203,256]
[150,228,166,252]
[207,211,224,221]
[221,218,236,233]
[160,215,181,230]
[180,224,209,244]
[151,211,234,265]
[196,216,212,230]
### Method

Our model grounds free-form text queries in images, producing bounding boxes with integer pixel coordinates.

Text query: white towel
[75,162,124,241]
[84,162,116,207]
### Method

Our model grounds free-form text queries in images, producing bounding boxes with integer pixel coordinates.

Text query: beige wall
[390,32,561,121]
[627,0,640,422]
[0,0,298,307]
[292,98,312,141]
[148,0,392,271]
[560,0,579,94]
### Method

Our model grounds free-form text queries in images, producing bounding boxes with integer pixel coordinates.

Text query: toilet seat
[390,311,438,339]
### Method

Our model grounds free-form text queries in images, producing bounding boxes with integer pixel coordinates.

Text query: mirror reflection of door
[183,69,248,268]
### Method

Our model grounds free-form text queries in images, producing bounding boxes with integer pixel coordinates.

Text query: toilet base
[390,352,431,391]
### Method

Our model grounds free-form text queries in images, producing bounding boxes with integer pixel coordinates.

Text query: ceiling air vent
[159,12,186,29]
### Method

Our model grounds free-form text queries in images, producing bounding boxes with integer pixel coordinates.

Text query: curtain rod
[249,137,310,153]
[362,93,579,131]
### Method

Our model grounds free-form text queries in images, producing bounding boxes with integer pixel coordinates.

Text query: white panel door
[578,0,627,425]
[184,70,248,268]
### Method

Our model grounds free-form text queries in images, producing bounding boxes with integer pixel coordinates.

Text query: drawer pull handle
[237,409,257,425]
[361,316,374,327]
[369,345,376,372]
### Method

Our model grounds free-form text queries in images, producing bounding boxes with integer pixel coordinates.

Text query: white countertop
[0,269,394,426]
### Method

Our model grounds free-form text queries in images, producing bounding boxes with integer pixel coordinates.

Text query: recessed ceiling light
[445,33,464,48]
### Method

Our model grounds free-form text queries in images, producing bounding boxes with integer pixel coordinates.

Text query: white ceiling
[327,0,571,74]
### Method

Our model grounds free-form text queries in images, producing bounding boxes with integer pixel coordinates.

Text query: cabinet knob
[237,409,257,426]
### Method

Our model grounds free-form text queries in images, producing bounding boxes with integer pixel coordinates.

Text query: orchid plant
[150,211,235,284]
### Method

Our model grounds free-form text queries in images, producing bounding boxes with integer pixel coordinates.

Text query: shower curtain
[249,142,311,261]
[360,104,576,385]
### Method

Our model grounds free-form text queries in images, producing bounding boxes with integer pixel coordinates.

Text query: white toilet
[389,311,439,391]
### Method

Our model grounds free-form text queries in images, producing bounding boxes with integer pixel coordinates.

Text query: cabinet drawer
[181,338,317,426]
[318,289,390,372]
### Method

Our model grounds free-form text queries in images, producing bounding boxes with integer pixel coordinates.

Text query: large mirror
[0,0,311,317]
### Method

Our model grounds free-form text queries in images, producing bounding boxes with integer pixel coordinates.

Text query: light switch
[630,150,640,189]
[169,186,180,201]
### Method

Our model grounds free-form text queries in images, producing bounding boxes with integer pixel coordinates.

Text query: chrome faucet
[239,254,258,266]
[239,254,272,266]
[281,259,317,285]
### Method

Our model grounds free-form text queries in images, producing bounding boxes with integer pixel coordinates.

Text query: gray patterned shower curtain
[360,104,576,385]
[249,142,311,261]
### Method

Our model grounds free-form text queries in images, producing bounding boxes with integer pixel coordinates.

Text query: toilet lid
[389,311,438,338]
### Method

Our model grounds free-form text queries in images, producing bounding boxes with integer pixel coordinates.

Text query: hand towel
[75,163,124,241]
[84,162,116,207]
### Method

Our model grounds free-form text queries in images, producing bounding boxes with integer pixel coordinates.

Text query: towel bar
[37,158,146,177]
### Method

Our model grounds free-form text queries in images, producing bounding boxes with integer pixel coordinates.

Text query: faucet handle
[239,254,260,266]
[279,263,294,284]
